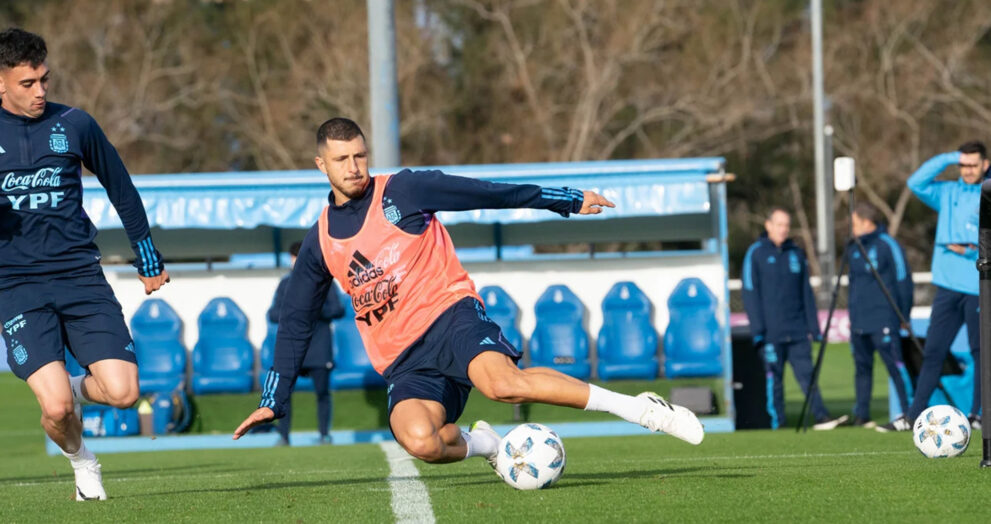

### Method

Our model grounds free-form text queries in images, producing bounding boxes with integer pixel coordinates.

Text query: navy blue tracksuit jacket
[847,226,913,333]
[0,102,163,282]
[268,271,344,370]
[741,234,821,344]
[846,226,913,419]
[742,234,829,427]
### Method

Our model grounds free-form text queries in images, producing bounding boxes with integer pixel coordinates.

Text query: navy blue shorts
[1,272,136,381]
[383,297,521,427]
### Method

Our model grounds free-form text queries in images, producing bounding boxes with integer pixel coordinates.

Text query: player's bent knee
[40,400,76,423]
[401,435,446,463]
[102,382,140,409]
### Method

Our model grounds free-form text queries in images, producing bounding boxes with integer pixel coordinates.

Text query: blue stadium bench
[597,281,659,380]
[131,298,187,394]
[530,284,591,379]
[191,297,255,394]
[664,278,723,378]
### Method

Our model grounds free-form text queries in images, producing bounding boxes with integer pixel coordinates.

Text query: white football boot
[74,461,107,501]
[469,420,503,478]
[637,392,705,445]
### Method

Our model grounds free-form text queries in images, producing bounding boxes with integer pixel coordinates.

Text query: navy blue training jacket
[0,102,163,283]
[267,271,344,369]
[846,226,913,333]
[741,234,821,344]
[259,169,584,418]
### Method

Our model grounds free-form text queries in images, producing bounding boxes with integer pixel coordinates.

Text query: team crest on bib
[49,123,69,153]
[384,205,401,224]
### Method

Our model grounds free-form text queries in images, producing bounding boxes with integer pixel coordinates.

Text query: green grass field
[1,345,986,523]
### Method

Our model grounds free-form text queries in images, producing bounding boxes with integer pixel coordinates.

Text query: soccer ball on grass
[913,405,970,459]
[495,423,566,490]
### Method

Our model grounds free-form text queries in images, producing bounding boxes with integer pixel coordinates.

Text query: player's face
[764,210,790,246]
[958,152,988,185]
[0,62,49,118]
[315,136,371,205]
[851,212,871,236]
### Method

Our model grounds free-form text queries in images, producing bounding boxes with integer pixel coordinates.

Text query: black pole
[797,253,847,432]
[977,179,991,468]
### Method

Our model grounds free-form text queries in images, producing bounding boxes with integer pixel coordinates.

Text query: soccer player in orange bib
[234,118,703,467]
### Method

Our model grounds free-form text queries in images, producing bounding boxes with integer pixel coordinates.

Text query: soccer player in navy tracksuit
[881,142,988,432]
[742,207,847,430]
[268,241,344,446]
[235,118,705,471]
[846,202,913,429]
[0,29,169,500]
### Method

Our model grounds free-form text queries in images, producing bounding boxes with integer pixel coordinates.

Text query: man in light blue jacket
[879,142,988,432]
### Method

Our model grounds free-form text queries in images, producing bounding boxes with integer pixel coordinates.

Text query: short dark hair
[316,118,365,150]
[766,206,790,221]
[852,202,882,225]
[0,28,46,70]
[289,241,302,257]
[958,141,987,159]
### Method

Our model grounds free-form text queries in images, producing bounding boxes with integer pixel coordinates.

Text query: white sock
[62,440,97,469]
[584,384,644,424]
[462,430,498,459]
[69,374,88,404]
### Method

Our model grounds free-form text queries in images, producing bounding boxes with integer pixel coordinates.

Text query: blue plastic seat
[131,299,187,394]
[530,285,590,379]
[191,297,255,394]
[258,322,314,392]
[331,288,387,390]
[664,278,723,378]
[597,282,659,380]
[478,285,524,352]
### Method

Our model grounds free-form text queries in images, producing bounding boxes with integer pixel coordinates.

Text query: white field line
[380,441,435,524]
[4,449,917,489]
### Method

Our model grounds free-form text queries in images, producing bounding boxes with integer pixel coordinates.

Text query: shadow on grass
[454,465,756,488]
[0,462,240,486]
[128,471,495,498]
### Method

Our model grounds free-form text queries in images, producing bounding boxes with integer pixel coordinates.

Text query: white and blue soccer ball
[496,423,566,490]
[913,405,970,459]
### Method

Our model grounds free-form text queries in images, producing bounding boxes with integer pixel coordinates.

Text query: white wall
[104,253,727,352]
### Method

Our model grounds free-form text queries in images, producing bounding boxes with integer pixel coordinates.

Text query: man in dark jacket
[845,203,913,429]
[268,241,344,445]
[742,207,847,430]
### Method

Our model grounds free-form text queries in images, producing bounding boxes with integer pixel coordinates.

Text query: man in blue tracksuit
[846,202,913,428]
[268,241,344,446]
[742,207,847,430]
[0,28,169,500]
[882,142,987,432]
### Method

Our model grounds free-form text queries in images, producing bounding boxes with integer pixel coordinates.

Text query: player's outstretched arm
[139,270,171,295]
[233,407,275,440]
[578,190,615,215]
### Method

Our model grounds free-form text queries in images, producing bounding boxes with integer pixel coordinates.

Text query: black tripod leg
[797,253,849,432]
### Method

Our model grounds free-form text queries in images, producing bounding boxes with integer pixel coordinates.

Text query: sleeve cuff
[259,369,286,419]
[132,236,165,277]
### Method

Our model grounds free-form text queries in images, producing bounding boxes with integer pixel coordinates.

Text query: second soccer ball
[913,404,970,459]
